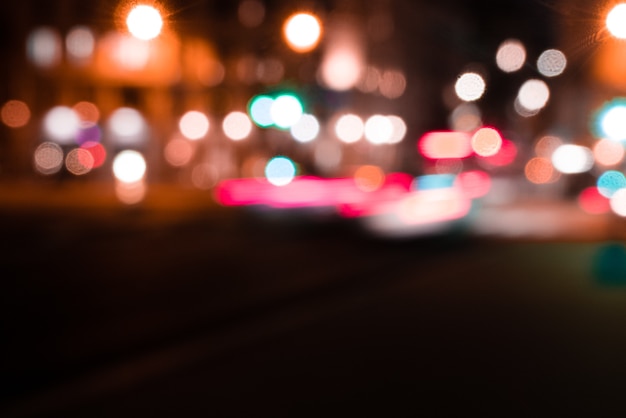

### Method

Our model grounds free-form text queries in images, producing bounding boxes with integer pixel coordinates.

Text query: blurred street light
[283,12,322,53]
[126,5,163,40]
[607,4,626,39]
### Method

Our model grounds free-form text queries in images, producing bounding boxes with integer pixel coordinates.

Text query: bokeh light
[320,47,363,91]
[597,170,626,197]
[364,115,393,145]
[113,150,147,183]
[238,0,265,28]
[611,188,626,216]
[44,106,81,144]
[192,163,219,190]
[537,49,567,77]
[270,94,303,129]
[265,156,297,186]
[164,137,194,167]
[387,116,407,144]
[357,66,381,93]
[379,70,407,99]
[249,95,274,127]
[435,158,464,175]
[495,39,526,73]
[455,170,491,199]
[73,101,100,125]
[65,148,94,176]
[75,124,102,146]
[525,157,558,184]
[290,114,320,143]
[179,111,210,140]
[223,111,253,141]
[113,34,151,70]
[419,131,473,160]
[335,114,364,144]
[354,165,385,192]
[283,12,322,53]
[517,79,550,112]
[80,141,107,168]
[1,100,31,128]
[27,27,62,68]
[477,139,517,167]
[551,144,593,174]
[596,100,626,141]
[66,26,95,64]
[607,4,626,39]
[414,174,456,190]
[535,135,563,158]
[115,180,146,205]
[455,72,486,102]
[34,142,64,175]
[108,107,146,146]
[471,127,502,157]
[126,5,163,41]
[450,103,482,132]
[579,187,611,215]
[594,138,625,166]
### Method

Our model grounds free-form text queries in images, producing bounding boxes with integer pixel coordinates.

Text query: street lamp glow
[113,150,147,183]
[126,5,163,40]
[179,111,210,140]
[265,156,297,186]
[607,4,626,39]
[283,12,322,53]
[270,94,303,129]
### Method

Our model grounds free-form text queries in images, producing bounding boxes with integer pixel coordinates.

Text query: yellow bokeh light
[283,12,322,53]
[126,5,163,41]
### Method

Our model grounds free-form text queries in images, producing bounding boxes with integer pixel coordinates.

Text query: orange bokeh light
[419,131,473,160]
[525,157,558,184]
[1,100,31,128]
[471,127,502,157]
[354,165,385,192]
[283,12,322,53]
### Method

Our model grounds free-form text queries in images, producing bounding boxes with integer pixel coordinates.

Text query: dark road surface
[3,185,626,417]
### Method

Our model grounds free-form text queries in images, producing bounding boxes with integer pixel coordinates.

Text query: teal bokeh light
[597,170,626,198]
[247,91,304,130]
[248,95,274,128]
[592,98,626,141]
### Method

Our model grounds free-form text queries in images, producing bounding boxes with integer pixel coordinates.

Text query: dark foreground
[3,189,626,417]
